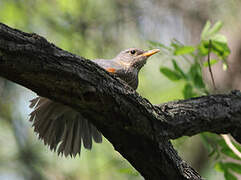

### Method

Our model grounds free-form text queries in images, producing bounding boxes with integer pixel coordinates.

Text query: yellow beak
[141,49,160,57]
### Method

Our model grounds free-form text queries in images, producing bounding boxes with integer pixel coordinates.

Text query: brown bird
[29,48,160,157]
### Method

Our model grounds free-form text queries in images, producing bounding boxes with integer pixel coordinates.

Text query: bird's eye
[130,50,136,54]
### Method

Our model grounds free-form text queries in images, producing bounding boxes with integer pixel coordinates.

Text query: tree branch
[1,22,240,180]
[155,91,241,143]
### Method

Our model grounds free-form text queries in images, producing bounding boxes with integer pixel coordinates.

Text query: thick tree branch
[1,23,240,180]
[156,91,241,143]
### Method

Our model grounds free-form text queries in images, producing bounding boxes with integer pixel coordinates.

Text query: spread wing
[29,97,102,157]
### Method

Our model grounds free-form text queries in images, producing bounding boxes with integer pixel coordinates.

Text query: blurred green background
[1,0,241,179]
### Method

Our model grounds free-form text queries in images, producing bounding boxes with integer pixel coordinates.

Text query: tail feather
[29,97,40,108]
[57,122,69,156]
[65,120,75,156]
[29,97,102,157]
[91,125,102,143]
[81,118,92,149]
[72,118,82,157]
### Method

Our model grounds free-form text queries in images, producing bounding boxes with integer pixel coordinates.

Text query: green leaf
[224,162,241,174]
[188,64,205,89]
[200,134,216,156]
[182,83,194,98]
[215,162,226,172]
[160,67,182,81]
[119,168,139,176]
[211,34,228,43]
[224,170,238,180]
[217,139,229,148]
[174,46,195,56]
[217,139,241,159]
[201,21,223,40]
[198,42,209,56]
[194,74,205,89]
[208,21,223,37]
[172,59,187,79]
[233,140,241,152]
[203,59,218,67]
[211,40,231,58]
[201,21,211,40]
[216,161,239,180]
[221,147,241,160]
[199,40,230,59]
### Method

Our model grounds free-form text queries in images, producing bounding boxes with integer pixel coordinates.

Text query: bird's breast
[92,59,139,90]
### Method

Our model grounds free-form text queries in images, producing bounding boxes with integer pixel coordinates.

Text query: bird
[29,48,160,157]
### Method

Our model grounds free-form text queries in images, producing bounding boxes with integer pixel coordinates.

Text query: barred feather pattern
[29,97,102,157]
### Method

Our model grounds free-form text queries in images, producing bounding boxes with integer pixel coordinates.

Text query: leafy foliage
[150,21,241,180]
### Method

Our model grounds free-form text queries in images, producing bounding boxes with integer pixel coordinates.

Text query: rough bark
[1,23,241,180]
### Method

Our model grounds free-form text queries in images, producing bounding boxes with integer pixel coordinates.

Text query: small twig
[208,40,217,90]
[221,134,241,159]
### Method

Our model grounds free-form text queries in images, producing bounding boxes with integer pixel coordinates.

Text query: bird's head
[113,48,160,71]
